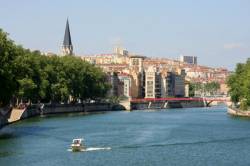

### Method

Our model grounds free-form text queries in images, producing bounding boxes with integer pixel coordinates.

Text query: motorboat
[71,138,85,152]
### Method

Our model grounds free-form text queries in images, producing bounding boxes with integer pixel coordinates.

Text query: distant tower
[61,19,73,55]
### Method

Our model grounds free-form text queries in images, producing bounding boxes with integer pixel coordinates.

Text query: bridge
[131,97,230,103]
[126,97,231,110]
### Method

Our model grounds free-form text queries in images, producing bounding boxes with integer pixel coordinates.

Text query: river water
[1,106,250,166]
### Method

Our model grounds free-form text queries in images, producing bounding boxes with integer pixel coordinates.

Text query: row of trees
[227,59,250,110]
[0,29,110,107]
[189,82,220,97]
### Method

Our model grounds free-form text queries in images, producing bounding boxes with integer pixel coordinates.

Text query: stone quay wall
[131,100,205,110]
[228,107,250,117]
[0,102,125,129]
[0,115,7,129]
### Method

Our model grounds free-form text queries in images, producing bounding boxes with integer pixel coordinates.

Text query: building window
[132,59,139,65]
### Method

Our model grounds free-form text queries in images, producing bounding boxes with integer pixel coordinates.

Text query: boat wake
[84,147,111,151]
[68,147,111,152]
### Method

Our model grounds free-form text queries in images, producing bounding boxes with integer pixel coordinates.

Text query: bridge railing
[131,97,229,102]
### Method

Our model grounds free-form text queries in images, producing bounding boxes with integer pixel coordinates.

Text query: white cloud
[223,43,246,50]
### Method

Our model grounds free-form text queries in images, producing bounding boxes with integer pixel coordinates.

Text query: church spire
[61,19,73,55]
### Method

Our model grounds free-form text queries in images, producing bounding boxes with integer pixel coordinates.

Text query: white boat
[71,138,85,152]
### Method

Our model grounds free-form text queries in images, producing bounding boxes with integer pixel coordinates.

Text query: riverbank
[0,102,125,129]
[0,107,11,129]
[1,99,212,129]
[227,107,250,117]
[131,100,206,110]
[0,115,7,129]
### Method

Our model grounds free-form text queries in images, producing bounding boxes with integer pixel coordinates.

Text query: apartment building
[106,72,124,97]
[145,67,161,98]
[118,73,132,98]
[161,71,186,97]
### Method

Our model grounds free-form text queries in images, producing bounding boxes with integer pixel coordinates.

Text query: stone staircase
[119,99,131,111]
[8,108,26,123]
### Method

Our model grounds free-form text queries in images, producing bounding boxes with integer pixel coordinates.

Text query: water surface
[1,106,250,166]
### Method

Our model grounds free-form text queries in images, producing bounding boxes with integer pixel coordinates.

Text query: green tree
[17,78,37,102]
[227,59,250,108]
[204,82,220,96]
[189,83,195,97]
[0,28,111,106]
[0,29,21,106]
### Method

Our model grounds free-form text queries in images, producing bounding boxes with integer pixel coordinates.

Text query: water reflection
[0,151,16,158]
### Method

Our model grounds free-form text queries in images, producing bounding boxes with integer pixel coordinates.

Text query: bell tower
[61,19,73,55]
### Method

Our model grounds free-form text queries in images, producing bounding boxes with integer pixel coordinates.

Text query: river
[1,106,250,166]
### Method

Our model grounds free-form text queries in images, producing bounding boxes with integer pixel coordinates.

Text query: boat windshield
[73,139,81,144]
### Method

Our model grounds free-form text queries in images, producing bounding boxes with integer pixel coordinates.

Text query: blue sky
[1,0,250,70]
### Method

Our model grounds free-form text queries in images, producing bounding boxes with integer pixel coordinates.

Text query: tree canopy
[0,29,110,107]
[227,59,250,109]
[189,81,220,97]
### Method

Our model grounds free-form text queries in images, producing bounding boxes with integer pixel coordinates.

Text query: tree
[0,29,22,106]
[189,81,220,97]
[189,82,203,96]
[204,82,220,96]
[227,59,250,109]
[0,28,111,106]
[17,78,37,102]
[189,83,195,97]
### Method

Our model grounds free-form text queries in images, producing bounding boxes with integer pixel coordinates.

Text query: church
[61,19,73,55]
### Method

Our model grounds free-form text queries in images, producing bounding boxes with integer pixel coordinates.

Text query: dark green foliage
[240,99,248,110]
[227,59,250,107]
[189,82,220,97]
[188,83,195,97]
[0,29,20,106]
[0,29,110,106]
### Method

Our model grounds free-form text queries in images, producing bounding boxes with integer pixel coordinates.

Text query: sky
[0,0,250,70]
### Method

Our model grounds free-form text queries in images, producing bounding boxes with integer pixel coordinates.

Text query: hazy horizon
[1,0,250,70]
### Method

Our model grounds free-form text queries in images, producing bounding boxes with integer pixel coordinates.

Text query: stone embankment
[227,107,250,117]
[8,108,26,123]
[0,115,7,129]
[130,100,205,110]
[1,99,215,129]
[0,102,125,129]
[0,107,11,129]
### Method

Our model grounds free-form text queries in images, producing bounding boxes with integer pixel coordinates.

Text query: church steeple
[62,19,73,55]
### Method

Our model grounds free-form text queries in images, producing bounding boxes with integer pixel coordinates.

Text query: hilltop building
[61,19,73,55]
[81,47,130,65]
[114,47,129,56]
[180,55,197,65]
